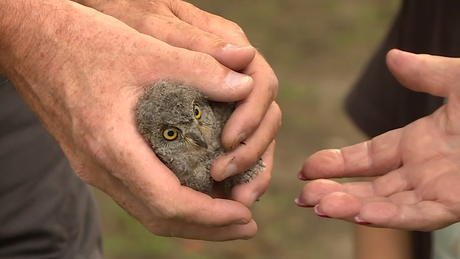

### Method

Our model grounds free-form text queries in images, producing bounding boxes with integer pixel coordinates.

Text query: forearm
[355,226,413,259]
[0,0,67,79]
[1,0,88,141]
[0,0,137,135]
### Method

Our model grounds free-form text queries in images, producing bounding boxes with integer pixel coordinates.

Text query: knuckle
[274,101,282,116]
[271,76,279,98]
[265,73,279,101]
[192,33,226,49]
[242,147,263,170]
[143,221,173,237]
[226,20,247,39]
[270,102,283,127]
[190,52,225,81]
[74,167,93,184]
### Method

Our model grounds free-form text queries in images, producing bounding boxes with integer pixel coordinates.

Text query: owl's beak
[186,132,208,148]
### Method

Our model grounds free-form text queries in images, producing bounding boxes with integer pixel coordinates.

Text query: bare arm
[355,227,413,259]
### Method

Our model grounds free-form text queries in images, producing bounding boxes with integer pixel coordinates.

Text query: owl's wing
[208,101,235,129]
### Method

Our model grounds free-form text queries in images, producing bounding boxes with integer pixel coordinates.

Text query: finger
[211,102,281,180]
[299,129,402,180]
[296,178,379,207]
[230,141,275,207]
[86,169,258,240]
[306,194,391,225]
[296,166,412,208]
[137,13,256,71]
[296,179,347,207]
[371,167,412,197]
[139,39,255,102]
[222,58,279,149]
[314,192,363,220]
[122,153,254,227]
[386,49,460,97]
[297,170,460,231]
[358,201,457,231]
[146,218,258,241]
[170,0,250,45]
[308,191,457,231]
[299,191,410,223]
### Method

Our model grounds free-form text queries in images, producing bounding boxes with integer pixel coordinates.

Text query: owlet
[135,80,263,194]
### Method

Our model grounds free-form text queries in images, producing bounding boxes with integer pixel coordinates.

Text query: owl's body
[135,80,262,194]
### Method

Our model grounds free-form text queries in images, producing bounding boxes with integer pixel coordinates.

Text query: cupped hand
[296,49,460,231]
[74,0,281,206]
[2,0,272,240]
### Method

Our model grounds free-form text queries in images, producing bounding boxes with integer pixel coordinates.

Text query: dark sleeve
[412,231,432,259]
[344,0,459,137]
[0,75,103,259]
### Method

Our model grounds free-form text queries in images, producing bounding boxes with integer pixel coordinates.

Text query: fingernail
[294,197,313,207]
[232,218,249,225]
[226,71,252,90]
[354,215,371,225]
[314,205,330,218]
[224,162,237,179]
[297,170,309,180]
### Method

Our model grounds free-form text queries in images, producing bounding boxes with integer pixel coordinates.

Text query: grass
[94,1,400,258]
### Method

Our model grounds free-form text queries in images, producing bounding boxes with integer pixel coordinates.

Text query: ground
[93,1,400,258]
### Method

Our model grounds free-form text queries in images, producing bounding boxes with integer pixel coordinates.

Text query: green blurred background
[93,0,400,258]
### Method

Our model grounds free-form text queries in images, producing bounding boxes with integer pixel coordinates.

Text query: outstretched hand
[296,49,460,231]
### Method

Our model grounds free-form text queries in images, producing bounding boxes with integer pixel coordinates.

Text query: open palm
[297,49,460,231]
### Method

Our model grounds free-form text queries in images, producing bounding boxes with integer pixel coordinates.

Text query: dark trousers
[0,75,103,259]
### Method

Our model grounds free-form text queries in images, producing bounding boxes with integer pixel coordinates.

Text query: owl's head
[135,80,216,157]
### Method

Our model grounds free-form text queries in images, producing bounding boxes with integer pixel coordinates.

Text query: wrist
[0,0,141,131]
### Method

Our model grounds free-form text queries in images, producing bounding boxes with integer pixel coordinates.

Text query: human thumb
[386,49,460,98]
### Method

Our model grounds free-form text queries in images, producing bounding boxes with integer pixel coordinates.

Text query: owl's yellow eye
[194,105,202,119]
[163,128,178,140]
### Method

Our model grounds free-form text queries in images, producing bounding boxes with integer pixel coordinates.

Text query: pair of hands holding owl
[0,0,279,240]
